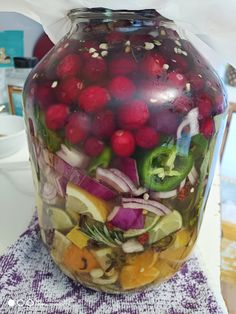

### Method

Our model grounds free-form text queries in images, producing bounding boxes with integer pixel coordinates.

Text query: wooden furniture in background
[220,102,236,161]
[220,101,236,313]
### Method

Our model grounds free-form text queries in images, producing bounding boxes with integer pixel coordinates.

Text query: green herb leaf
[82,222,124,247]
[34,107,62,153]
[191,134,208,160]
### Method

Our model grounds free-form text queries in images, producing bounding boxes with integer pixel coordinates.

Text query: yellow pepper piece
[67,227,89,249]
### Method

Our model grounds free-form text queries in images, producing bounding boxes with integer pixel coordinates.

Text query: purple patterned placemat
[0,215,224,314]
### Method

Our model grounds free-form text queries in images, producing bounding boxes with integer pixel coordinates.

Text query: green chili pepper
[139,146,193,192]
[191,134,208,160]
[88,147,112,174]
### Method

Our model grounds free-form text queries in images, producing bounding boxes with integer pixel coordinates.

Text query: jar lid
[13,57,38,68]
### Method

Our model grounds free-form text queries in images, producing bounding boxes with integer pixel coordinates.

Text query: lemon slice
[124,215,160,238]
[47,207,74,231]
[66,196,89,214]
[66,183,113,223]
[149,210,182,244]
[173,229,191,249]
[90,248,113,271]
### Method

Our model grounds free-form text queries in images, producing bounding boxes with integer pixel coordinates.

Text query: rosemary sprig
[82,222,124,247]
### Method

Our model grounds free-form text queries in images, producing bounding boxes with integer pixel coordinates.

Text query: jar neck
[68,8,160,23]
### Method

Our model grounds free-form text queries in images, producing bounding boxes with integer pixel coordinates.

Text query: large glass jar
[23,8,227,293]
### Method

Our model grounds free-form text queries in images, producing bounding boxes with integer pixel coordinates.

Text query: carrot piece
[63,244,99,273]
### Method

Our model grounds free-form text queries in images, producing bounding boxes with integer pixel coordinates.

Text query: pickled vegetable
[23,8,227,293]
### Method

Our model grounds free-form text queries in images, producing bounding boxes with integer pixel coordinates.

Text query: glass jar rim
[68,8,159,21]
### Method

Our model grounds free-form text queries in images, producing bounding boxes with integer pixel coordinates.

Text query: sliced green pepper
[88,147,112,174]
[139,146,193,192]
[190,134,208,160]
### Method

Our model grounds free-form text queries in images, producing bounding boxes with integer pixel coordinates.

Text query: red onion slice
[150,190,177,199]
[121,202,164,216]
[109,168,147,196]
[113,157,140,186]
[70,169,117,200]
[43,149,74,180]
[122,197,172,215]
[107,206,120,222]
[43,149,54,167]
[57,144,90,168]
[54,175,68,197]
[107,206,144,231]
[38,152,47,170]
[42,182,58,204]
[96,167,130,193]
[55,156,74,180]
[177,108,199,139]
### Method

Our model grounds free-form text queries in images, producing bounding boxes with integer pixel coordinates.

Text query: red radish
[167,72,187,89]
[84,137,104,157]
[109,54,136,76]
[81,40,99,59]
[35,83,55,110]
[56,77,83,105]
[56,53,81,78]
[92,110,116,139]
[200,118,215,138]
[215,93,226,114]
[139,80,177,105]
[158,38,176,56]
[150,109,180,135]
[54,39,78,59]
[65,112,91,144]
[82,57,107,82]
[78,86,110,113]
[109,76,136,101]
[130,34,153,45]
[188,73,204,91]
[106,32,125,44]
[118,100,149,130]
[140,52,166,77]
[170,55,189,73]
[197,93,212,119]
[45,104,68,130]
[134,126,160,149]
[111,130,136,157]
[172,95,192,113]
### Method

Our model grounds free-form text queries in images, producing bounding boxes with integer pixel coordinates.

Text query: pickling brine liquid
[23,9,227,293]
